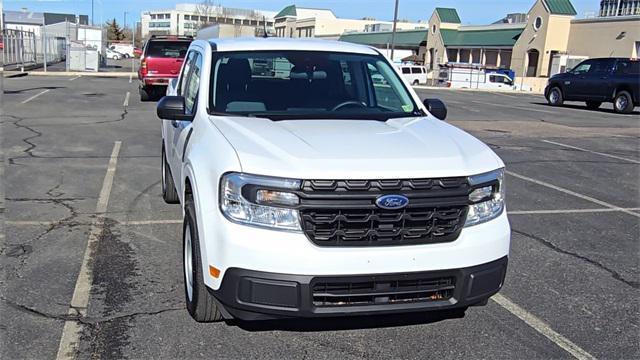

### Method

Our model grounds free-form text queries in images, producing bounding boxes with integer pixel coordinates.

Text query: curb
[2,72,29,78]
[25,71,136,78]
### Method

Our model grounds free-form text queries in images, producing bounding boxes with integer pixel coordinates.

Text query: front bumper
[211,256,507,321]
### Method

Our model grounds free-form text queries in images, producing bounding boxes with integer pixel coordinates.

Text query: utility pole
[91,0,94,26]
[390,0,400,61]
[124,11,128,32]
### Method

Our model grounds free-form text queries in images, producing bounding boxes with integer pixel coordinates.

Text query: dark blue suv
[545,58,639,114]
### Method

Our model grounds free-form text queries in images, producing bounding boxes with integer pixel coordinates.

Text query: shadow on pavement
[531,102,640,115]
[228,308,467,332]
[3,86,65,94]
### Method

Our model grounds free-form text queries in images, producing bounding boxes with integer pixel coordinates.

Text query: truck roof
[206,37,380,55]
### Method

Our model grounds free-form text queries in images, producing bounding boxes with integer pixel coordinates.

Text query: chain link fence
[2,24,109,72]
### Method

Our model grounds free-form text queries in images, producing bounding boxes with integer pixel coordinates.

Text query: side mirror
[157,96,194,121]
[423,98,447,120]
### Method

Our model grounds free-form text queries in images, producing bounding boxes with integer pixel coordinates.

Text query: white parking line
[507,171,640,218]
[21,89,50,104]
[123,91,130,107]
[56,141,122,360]
[129,74,132,83]
[509,208,640,215]
[542,140,640,164]
[492,294,596,360]
[68,75,81,82]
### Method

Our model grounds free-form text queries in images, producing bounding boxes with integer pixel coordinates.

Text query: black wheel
[139,86,151,102]
[184,197,224,322]
[162,146,180,204]
[413,80,419,86]
[547,87,564,106]
[613,90,634,114]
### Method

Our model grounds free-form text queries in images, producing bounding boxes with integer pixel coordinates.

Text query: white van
[109,43,134,58]
[440,68,516,90]
[398,65,428,85]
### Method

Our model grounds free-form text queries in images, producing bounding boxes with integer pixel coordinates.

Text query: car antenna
[262,16,269,38]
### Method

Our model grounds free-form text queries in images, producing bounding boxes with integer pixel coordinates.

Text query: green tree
[105,18,125,41]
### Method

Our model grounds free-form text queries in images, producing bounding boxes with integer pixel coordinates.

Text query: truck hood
[212,116,504,179]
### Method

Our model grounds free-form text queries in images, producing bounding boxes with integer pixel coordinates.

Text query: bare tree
[195,0,218,30]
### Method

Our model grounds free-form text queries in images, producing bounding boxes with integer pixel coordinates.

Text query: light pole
[390,0,399,61]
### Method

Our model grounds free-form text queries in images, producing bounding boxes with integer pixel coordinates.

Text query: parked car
[105,48,123,60]
[157,38,510,323]
[138,35,193,101]
[133,47,143,57]
[398,65,428,85]
[545,57,639,114]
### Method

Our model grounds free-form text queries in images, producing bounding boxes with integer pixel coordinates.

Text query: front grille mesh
[298,177,469,247]
[312,276,456,307]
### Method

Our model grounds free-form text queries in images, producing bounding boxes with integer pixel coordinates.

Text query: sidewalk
[413,85,543,95]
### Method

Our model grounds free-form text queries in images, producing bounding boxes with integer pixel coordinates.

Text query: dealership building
[342,0,639,84]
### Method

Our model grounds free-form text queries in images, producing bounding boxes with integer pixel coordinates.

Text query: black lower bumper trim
[210,256,507,321]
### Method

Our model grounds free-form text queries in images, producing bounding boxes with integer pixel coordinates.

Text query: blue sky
[3,0,600,27]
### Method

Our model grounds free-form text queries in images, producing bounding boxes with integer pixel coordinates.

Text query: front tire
[585,101,602,110]
[184,197,224,322]
[614,91,634,114]
[547,87,564,106]
[161,146,179,204]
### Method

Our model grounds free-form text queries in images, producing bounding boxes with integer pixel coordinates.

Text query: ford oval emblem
[375,195,409,210]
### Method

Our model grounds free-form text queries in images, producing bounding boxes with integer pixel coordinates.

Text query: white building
[141,3,276,38]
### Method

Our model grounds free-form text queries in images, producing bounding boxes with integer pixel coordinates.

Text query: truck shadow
[227,308,466,332]
[532,102,640,115]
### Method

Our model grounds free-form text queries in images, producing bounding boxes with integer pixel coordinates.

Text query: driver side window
[572,60,593,75]
[183,53,202,114]
[178,51,196,96]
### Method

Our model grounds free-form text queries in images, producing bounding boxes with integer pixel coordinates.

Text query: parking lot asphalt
[1,75,638,359]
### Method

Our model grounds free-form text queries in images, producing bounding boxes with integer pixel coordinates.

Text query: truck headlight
[465,168,505,227]
[220,173,302,231]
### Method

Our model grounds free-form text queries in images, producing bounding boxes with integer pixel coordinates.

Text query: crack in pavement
[2,180,82,279]
[7,114,41,166]
[4,106,128,165]
[2,296,182,325]
[512,228,639,289]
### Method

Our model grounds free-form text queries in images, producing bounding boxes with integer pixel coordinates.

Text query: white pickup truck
[158,38,510,322]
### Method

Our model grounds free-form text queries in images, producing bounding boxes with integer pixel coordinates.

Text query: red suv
[138,36,192,101]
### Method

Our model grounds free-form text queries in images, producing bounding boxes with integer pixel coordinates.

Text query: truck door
[165,50,201,192]
[566,59,596,99]
[582,58,615,100]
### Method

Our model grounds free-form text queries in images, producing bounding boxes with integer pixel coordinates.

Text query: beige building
[273,5,424,40]
[421,0,639,78]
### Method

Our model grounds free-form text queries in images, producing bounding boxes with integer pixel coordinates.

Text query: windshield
[209,51,421,120]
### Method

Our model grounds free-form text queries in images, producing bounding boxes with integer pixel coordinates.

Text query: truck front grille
[312,275,456,307]
[298,178,469,247]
